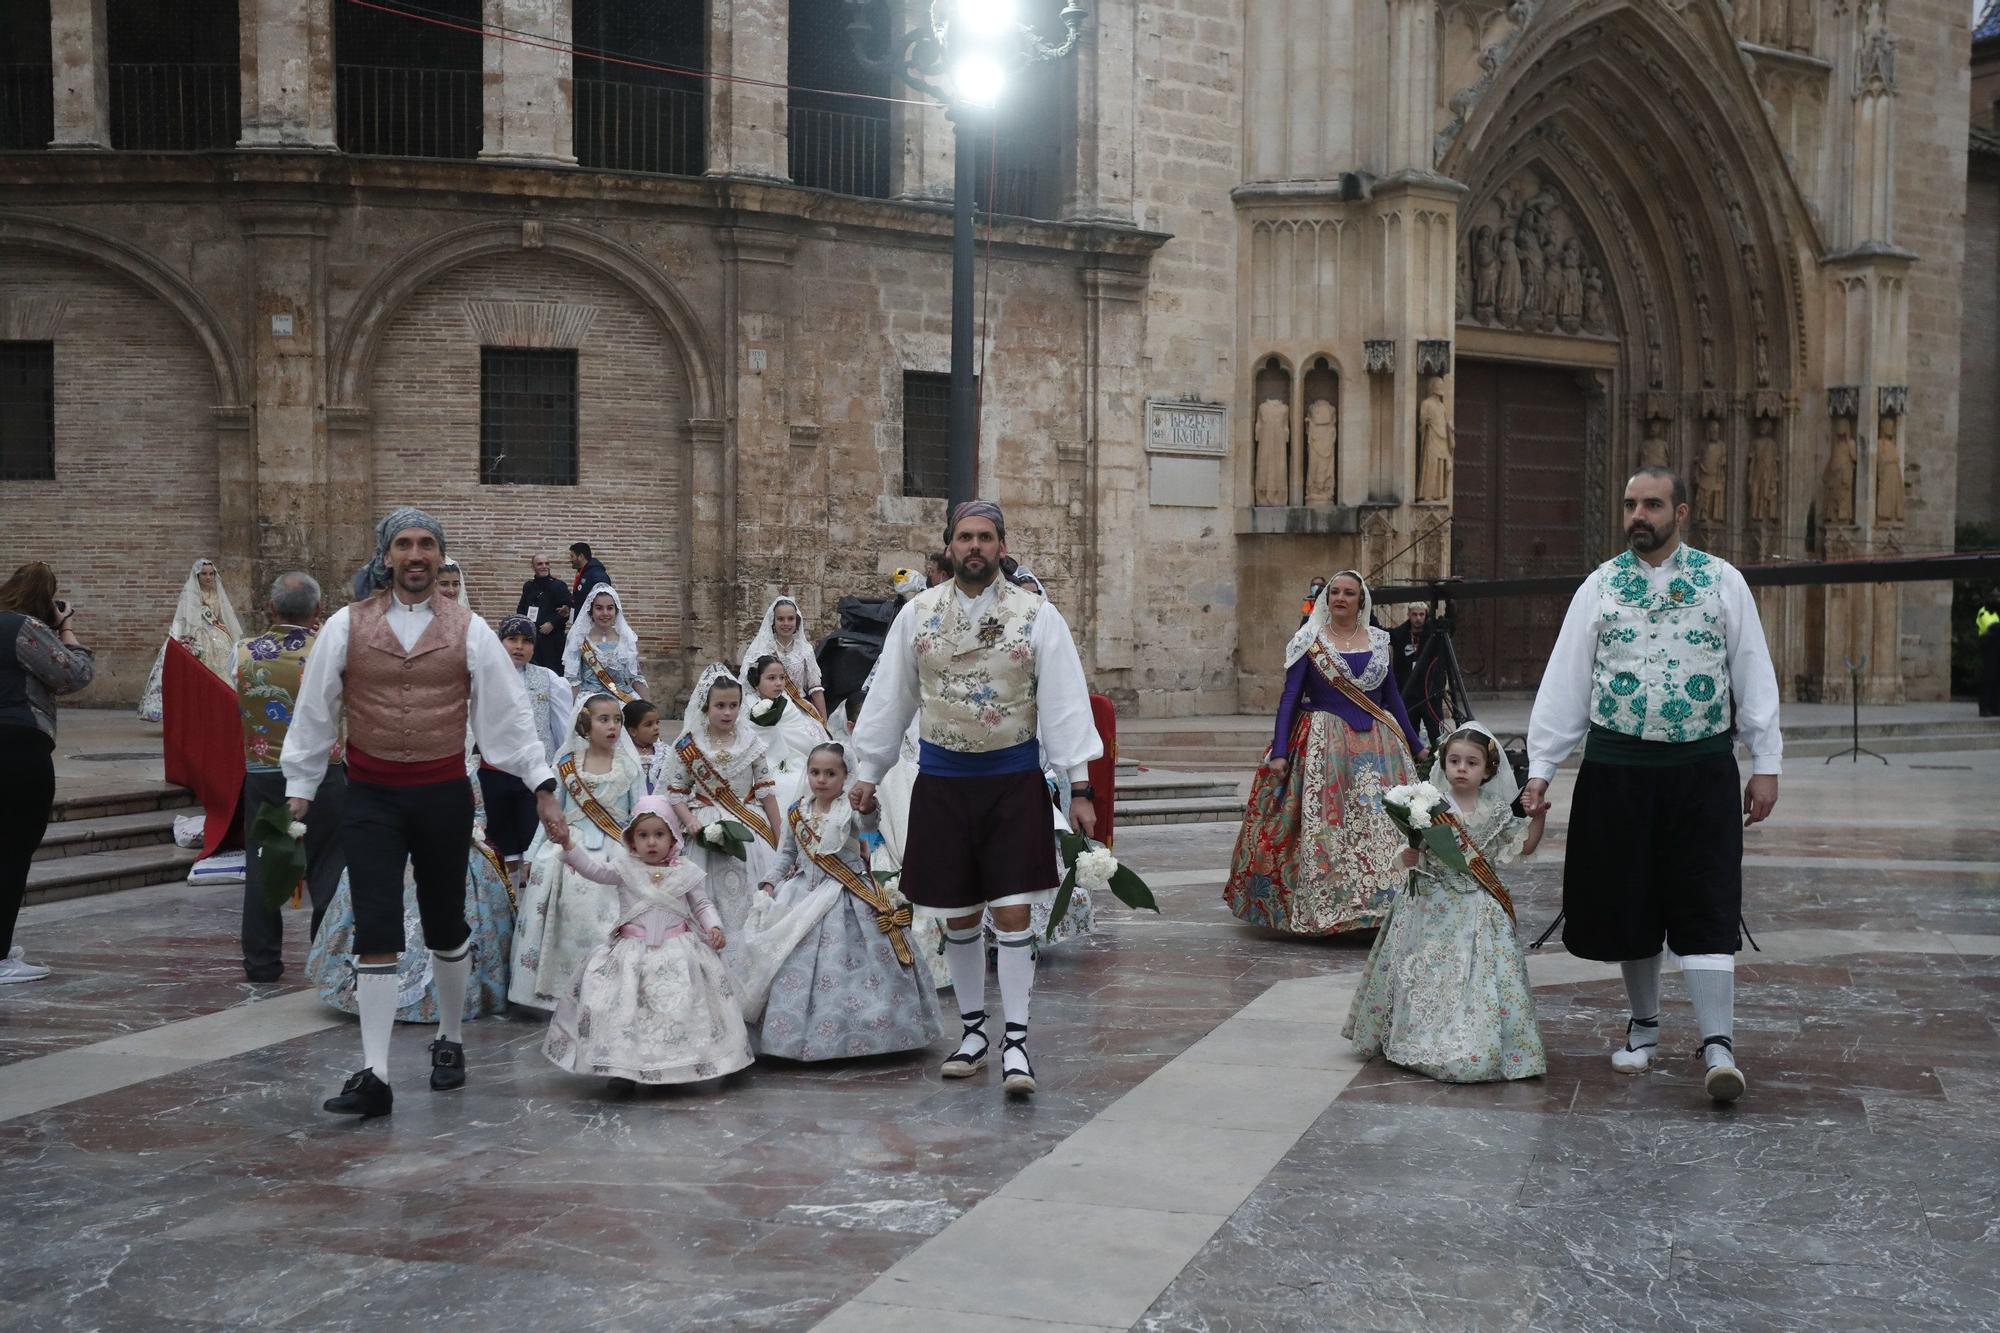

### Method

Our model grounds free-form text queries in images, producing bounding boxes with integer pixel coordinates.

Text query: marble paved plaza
[5,751,1999,1331]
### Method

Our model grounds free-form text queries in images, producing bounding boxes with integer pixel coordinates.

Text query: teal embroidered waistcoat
[1588,547,1733,745]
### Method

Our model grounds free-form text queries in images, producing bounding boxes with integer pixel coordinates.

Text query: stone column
[1067,0,1136,224]
[707,0,789,182]
[239,0,336,148]
[1384,0,1437,178]
[235,202,335,593]
[49,0,111,150]
[887,0,951,202]
[1078,264,1149,676]
[481,0,576,163]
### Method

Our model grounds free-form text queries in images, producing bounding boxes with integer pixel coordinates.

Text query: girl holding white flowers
[507,693,644,1010]
[752,743,944,1060]
[1343,722,1547,1083]
[542,794,754,1091]
[664,665,783,938]
[745,652,832,815]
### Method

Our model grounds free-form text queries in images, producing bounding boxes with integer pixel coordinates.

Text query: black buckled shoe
[429,1039,466,1091]
[323,1068,393,1119]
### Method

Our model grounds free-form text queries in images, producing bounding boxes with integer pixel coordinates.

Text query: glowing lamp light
[954,0,1021,42]
[950,53,1008,107]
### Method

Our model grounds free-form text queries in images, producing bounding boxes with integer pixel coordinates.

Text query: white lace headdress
[1282,568,1372,669]
[170,557,242,643]
[564,582,639,679]
[740,595,813,683]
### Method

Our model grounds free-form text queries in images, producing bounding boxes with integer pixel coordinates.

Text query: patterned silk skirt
[1222,708,1417,936]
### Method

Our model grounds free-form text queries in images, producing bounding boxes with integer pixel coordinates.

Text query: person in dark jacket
[517,553,573,672]
[568,543,611,618]
[0,562,96,984]
[1389,603,1441,751]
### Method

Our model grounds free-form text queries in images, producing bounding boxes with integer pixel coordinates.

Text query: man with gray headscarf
[234,572,348,983]
[284,507,568,1119]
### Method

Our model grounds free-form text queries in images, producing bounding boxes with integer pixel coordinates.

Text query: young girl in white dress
[741,595,827,724]
[663,664,783,939]
[565,583,648,702]
[753,743,945,1060]
[623,698,666,794]
[543,794,754,1091]
[744,652,832,815]
[508,693,644,1010]
[1344,722,1549,1083]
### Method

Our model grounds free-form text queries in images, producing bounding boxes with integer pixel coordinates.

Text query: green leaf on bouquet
[1418,822,1471,873]
[706,818,754,862]
[1044,861,1081,943]
[1106,864,1158,913]
[249,802,308,911]
[747,695,788,727]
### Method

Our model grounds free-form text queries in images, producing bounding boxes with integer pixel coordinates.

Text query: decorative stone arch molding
[1438,0,1817,558]
[0,212,249,407]
[329,219,721,420]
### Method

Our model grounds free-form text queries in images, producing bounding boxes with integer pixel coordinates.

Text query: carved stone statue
[1875,413,1904,522]
[1496,227,1523,326]
[1748,415,1781,523]
[1558,240,1585,332]
[1583,267,1609,334]
[1820,416,1858,525]
[1695,293,1717,388]
[1253,392,1291,507]
[1415,377,1455,503]
[1639,417,1672,470]
[1305,396,1338,505]
[1473,226,1498,321]
[1754,335,1772,388]
[1456,248,1471,320]
[1694,418,1728,526]
[1516,218,1544,320]
[1541,250,1564,332]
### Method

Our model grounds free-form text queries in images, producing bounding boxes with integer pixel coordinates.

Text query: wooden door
[1449,360,1589,691]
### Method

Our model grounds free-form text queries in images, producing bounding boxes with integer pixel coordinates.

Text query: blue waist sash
[918,737,1042,778]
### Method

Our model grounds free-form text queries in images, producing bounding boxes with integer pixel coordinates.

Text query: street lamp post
[847,0,1088,509]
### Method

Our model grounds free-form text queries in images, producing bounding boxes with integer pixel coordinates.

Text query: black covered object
[816,596,903,715]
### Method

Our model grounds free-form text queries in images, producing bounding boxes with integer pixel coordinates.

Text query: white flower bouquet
[1048,831,1158,941]
[747,695,788,727]
[1380,781,1470,872]
[700,818,756,862]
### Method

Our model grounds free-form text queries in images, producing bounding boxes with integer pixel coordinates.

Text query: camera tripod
[1399,599,1476,737]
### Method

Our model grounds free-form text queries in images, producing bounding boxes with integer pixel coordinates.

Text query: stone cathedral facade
[0,0,1973,712]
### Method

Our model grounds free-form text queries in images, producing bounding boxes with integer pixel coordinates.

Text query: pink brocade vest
[344,592,471,764]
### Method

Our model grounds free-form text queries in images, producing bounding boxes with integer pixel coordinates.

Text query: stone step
[1117,795,1248,827]
[25,843,203,907]
[32,808,183,862]
[50,782,196,824]
[1117,773,1241,802]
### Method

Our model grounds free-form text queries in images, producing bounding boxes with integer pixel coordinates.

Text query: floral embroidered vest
[1589,547,1733,745]
[236,625,342,772]
[910,579,1041,753]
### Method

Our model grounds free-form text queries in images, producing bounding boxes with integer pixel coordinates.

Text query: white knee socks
[942,925,986,1021]
[355,963,398,1080]
[431,939,472,1044]
[1621,952,1663,1046]
[993,927,1036,1029]
[1681,954,1735,1048]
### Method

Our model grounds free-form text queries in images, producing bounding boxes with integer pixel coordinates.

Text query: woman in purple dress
[1224,570,1426,935]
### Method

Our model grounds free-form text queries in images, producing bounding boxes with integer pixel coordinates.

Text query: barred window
[0,341,55,481]
[901,371,955,500]
[480,348,578,486]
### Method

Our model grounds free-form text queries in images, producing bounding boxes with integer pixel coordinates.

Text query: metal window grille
[480,348,579,487]
[573,0,707,175]
[0,1,53,151]
[902,371,953,500]
[107,0,240,150]
[788,0,891,198]
[335,0,482,158]
[0,342,56,482]
[971,130,1064,220]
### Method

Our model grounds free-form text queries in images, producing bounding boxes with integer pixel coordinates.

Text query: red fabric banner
[161,638,245,859]
[1089,693,1117,848]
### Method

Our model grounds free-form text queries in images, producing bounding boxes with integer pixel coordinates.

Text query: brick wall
[0,250,222,705]
[366,250,690,695]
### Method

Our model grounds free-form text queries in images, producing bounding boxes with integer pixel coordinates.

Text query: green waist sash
[1583,724,1732,768]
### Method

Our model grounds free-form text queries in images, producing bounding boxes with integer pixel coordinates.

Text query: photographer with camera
[0,562,97,984]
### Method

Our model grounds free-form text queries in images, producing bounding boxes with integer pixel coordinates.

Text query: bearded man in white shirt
[848,501,1102,1097]
[282,507,569,1119]
[1521,468,1781,1104]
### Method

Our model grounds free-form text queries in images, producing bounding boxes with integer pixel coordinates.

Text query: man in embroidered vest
[1523,467,1782,1104]
[283,507,568,1119]
[849,501,1102,1096]
[236,572,349,984]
